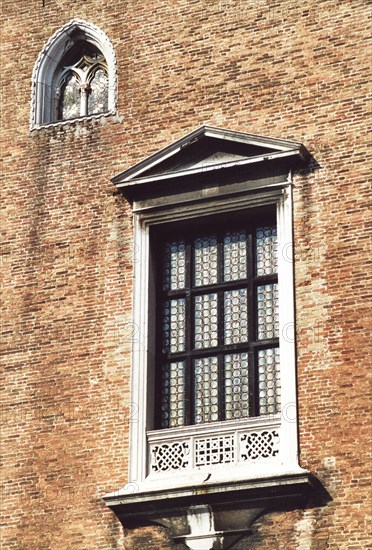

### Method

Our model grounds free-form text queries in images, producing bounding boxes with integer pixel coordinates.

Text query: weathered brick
[1,0,370,548]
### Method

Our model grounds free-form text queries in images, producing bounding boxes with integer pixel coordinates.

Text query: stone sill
[104,468,313,517]
[30,110,116,131]
[104,470,317,549]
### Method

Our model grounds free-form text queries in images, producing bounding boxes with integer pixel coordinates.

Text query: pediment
[112,126,310,201]
[113,126,308,182]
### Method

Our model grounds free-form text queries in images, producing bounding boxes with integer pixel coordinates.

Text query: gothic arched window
[31,20,117,128]
[56,42,109,121]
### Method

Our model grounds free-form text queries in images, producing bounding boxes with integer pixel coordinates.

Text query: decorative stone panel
[148,421,281,474]
[151,441,190,472]
[195,435,235,466]
[239,430,280,461]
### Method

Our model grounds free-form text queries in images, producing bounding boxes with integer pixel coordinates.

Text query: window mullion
[80,82,89,116]
[185,240,193,426]
[247,233,257,417]
[217,238,225,421]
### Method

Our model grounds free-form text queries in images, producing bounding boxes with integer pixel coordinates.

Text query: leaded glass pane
[224,289,248,345]
[194,293,218,349]
[256,226,277,276]
[194,356,219,423]
[224,353,249,420]
[223,231,247,281]
[161,361,186,428]
[158,216,281,429]
[163,299,185,353]
[88,69,109,114]
[60,74,80,120]
[257,284,279,340]
[258,348,281,415]
[194,236,218,286]
[163,241,186,291]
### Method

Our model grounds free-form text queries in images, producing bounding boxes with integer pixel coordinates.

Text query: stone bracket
[104,472,321,549]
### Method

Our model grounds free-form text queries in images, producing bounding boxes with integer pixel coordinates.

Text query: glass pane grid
[159,219,280,428]
[258,348,281,415]
[223,231,247,282]
[194,236,218,286]
[161,362,186,428]
[256,226,278,276]
[224,353,249,420]
[194,293,218,349]
[257,283,279,340]
[194,357,219,423]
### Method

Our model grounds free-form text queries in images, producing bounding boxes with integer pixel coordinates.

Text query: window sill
[104,468,314,549]
[108,463,310,500]
[30,109,116,131]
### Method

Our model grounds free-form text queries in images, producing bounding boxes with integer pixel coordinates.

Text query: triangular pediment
[113,127,307,182]
[112,126,310,200]
[142,134,278,177]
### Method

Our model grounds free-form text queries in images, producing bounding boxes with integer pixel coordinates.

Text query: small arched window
[56,42,109,121]
[31,20,117,128]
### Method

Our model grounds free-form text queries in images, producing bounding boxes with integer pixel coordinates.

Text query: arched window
[31,20,117,128]
[56,41,109,120]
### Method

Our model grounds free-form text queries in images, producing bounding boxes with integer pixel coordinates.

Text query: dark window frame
[152,206,280,429]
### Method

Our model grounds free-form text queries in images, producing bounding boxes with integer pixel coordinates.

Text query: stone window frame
[30,19,117,129]
[129,184,301,494]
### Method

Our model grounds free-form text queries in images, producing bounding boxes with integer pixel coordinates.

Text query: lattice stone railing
[148,420,281,474]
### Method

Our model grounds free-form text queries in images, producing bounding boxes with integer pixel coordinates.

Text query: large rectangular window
[153,208,281,429]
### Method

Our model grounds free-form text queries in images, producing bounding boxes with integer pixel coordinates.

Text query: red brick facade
[1,1,370,548]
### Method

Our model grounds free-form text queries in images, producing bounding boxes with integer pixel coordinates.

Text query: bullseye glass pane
[163,299,186,353]
[60,74,80,120]
[257,284,279,340]
[194,236,218,286]
[163,240,186,291]
[258,348,281,415]
[161,361,186,428]
[194,293,218,349]
[223,231,247,281]
[256,226,277,276]
[194,356,219,423]
[224,289,248,344]
[88,69,109,114]
[224,353,249,420]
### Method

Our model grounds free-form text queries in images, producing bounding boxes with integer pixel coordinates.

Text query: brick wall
[1,0,370,548]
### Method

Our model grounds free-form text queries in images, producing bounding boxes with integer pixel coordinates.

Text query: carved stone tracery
[30,19,117,128]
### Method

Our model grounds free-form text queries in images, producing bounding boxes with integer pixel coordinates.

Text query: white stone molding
[125,183,303,497]
[30,19,117,129]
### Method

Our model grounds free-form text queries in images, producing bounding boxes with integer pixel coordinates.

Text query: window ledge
[30,110,116,131]
[106,464,310,502]
[148,413,282,439]
[104,469,314,550]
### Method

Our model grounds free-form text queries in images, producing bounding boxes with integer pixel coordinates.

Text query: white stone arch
[31,19,117,128]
